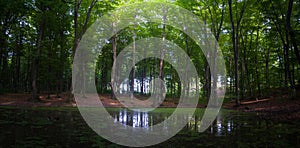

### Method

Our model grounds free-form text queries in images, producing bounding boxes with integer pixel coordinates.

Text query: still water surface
[0,107,299,147]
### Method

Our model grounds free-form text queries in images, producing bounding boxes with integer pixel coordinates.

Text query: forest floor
[0,88,299,121]
[223,96,300,121]
[223,87,300,121]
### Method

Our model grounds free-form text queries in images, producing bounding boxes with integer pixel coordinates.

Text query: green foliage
[0,0,299,101]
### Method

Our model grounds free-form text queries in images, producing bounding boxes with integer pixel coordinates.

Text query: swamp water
[0,106,299,147]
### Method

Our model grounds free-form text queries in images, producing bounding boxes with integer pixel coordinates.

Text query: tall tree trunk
[46,43,53,99]
[240,29,253,98]
[229,58,232,94]
[185,35,190,100]
[270,3,290,89]
[285,0,296,97]
[228,0,239,105]
[205,61,211,101]
[25,53,31,92]
[212,1,225,106]
[247,30,254,98]
[265,47,270,90]
[240,29,246,100]
[56,31,65,98]
[101,62,107,93]
[131,15,137,100]
[14,27,22,92]
[203,12,211,101]
[228,0,246,105]
[32,12,46,100]
[286,0,300,64]
[255,28,261,97]
[0,18,9,92]
[68,0,97,102]
[111,21,118,99]
[159,7,168,102]
[276,48,284,88]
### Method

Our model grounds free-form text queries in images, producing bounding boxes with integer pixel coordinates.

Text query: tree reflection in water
[114,109,150,128]
[111,109,237,136]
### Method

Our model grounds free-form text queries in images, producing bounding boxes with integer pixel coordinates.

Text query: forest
[0,0,300,147]
[1,0,299,103]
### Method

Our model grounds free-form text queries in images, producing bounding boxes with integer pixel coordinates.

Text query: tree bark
[229,0,239,105]
[32,12,46,100]
[285,0,296,97]
[185,34,190,99]
[111,21,118,99]
[68,0,97,102]
[159,6,168,102]
[207,0,225,105]
[228,0,246,105]
[130,15,137,100]
[265,47,270,90]
[286,0,300,64]
[255,28,261,97]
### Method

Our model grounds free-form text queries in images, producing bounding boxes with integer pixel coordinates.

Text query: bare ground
[0,93,204,108]
[0,92,300,121]
[223,87,300,121]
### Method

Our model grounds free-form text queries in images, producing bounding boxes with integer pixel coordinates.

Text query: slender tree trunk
[265,47,270,90]
[286,0,300,64]
[228,0,245,105]
[185,35,190,99]
[150,66,153,95]
[276,48,284,88]
[205,61,211,101]
[141,69,144,95]
[131,15,137,100]
[229,0,239,105]
[56,31,65,98]
[240,30,245,100]
[111,22,118,99]
[241,28,253,98]
[0,19,9,91]
[159,7,168,102]
[101,63,107,93]
[25,53,31,92]
[255,28,261,98]
[2,46,8,89]
[270,4,290,89]
[178,81,181,98]
[32,12,46,100]
[286,0,296,97]
[14,28,22,92]
[203,12,211,101]
[229,59,232,94]
[247,30,254,98]
[68,0,97,102]
[46,43,53,99]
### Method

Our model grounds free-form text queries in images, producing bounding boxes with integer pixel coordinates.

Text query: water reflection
[113,110,150,128]
[111,109,238,136]
[1,107,299,147]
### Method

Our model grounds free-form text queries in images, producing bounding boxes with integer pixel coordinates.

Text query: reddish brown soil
[0,93,76,107]
[0,92,299,121]
[0,93,204,108]
[223,93,300,121]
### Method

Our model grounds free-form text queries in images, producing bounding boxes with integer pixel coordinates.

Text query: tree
[31,0,47,100]
[228,0,246,105]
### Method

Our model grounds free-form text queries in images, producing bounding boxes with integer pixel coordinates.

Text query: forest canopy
[0,0,299,105]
